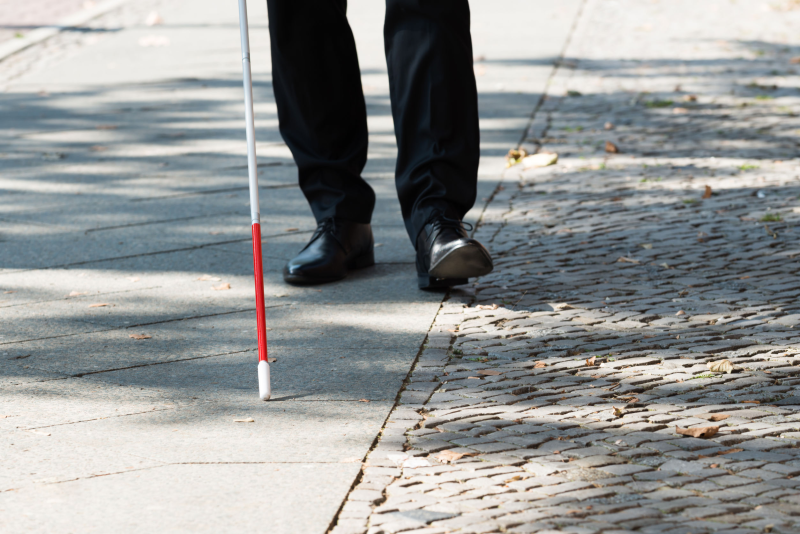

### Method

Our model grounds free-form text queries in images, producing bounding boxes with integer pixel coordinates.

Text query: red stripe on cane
[251,223,268,362]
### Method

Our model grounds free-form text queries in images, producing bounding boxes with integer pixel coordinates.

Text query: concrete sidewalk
[0,0,581,532]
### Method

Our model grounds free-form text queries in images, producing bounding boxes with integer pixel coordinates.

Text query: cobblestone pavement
[0,0,100,44]
[332,1,800,533]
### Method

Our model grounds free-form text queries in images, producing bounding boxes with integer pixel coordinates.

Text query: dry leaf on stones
[267,357,277,363]
[129,334,151,340]
[435,450,477,463]
[617,256,640,264]
[613,407,624,418]
[717,448,744,455]
[233,418,255,423]
[586,356,597,366]
[358,399,371,403]
[521,152,558,169]
[467,376,481,379]
[477,304,499,310]
[605,141,620,153]
[478,369,502,376]
[707,359,734,374]
[742,400,761,404]
[197,275,221,281]
[699,413,730,422]
[95,124,118,130]
[676,310,686,316]
[604,122,614,130]
[68,291,87,297]
[703,185,713,199]
[533,361,547,368]
[673,107,689,114]
[284,228,299,232]
[212,283,231,291]
[676,425,719,439]
[640,243,653,249]
[88,303,110,308]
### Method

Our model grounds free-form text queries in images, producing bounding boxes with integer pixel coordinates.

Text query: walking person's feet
[283,218,374,285]
[416,215,493,289]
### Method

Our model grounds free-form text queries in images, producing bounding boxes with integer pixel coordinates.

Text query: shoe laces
[309,217,345,249]
[428,215,473,235]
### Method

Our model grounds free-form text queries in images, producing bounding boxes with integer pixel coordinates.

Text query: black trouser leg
[266,0,375,224]
[384,0,480,245]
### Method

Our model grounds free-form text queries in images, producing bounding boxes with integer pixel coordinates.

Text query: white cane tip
[258,360,271,401]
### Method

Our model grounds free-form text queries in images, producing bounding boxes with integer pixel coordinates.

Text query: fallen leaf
[233,418,255,423]
[533,361,547,368]
[604,122,614,130]
[467,376,481,379]
[605,141,620,153]
[521,152,558,169]
[88,303,110,308]
[699,413,730,422]
[284,228,299,232]
[659,262,670,269]
[477,304,499,310]
[673,107,689,114]
[617,256,640,264]
[676,310,686,316]
[613,407,624,418]
[478,369,502,376]
[505,475,522,483]
[741,400,761,404]
[675,425,719,439]
[740,276,750,280]
[505,148,528,167]
[145,11,163,26]
[129,334,151,340]
[683,94,698,102]
[28,430,51,436]
[707,359,734,374]
[68,291,87,297]
[640,243,653,249]
[703,185,713,199]
[89,145,108,152]
[435,450,477,463]
[95,124,118,130]
[709,463,719,468]
[625,397,640,404]
[267,357,277,363]
[212,283,231,291]
[586,356,597,366]
[791,56,800,64]
[739,216,755,221]
[717,448,743,455]
[358,399,371,403]
[196,275,221,281]
[607,383,621,390]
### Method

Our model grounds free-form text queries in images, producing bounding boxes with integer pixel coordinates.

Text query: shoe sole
[417,243,493,290]
[429,243,493,279]
[283,249,375,285]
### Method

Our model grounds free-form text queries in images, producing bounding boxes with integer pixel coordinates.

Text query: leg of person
[267,0,376,284]
[384,0,493,289]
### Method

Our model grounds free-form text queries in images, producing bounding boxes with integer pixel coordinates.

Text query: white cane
[237,0,271,400]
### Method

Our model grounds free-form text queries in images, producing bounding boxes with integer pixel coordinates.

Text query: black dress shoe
[416,216,493,289]
[283,218,374,285]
